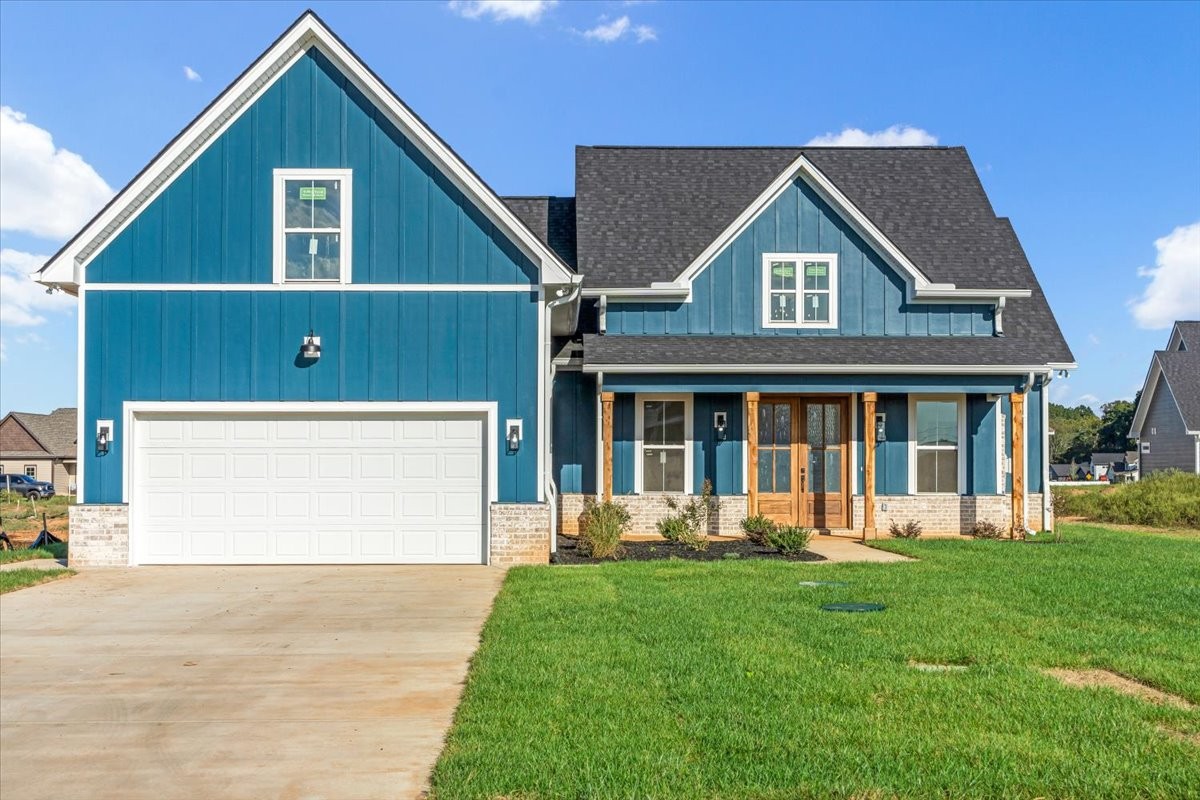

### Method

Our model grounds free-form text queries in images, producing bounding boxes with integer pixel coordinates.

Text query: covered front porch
[555,371,1049,539]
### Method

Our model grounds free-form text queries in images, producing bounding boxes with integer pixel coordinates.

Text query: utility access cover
[821,602,886,613]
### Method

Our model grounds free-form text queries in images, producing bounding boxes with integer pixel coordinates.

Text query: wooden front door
[755,396,850,529]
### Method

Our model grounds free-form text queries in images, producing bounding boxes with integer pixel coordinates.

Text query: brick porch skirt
[558,493,1047,537]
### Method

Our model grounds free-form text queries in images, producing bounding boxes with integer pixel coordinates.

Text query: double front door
[756,396,849,529]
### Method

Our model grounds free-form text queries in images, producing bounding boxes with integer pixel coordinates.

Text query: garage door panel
[134,412,487,564]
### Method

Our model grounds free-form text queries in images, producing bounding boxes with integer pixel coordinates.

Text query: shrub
[579,498,630,560]
[970,520,1004,539]
[889,520,923,539]
[767,524,811,555]
[658,479,719,552]
[740,514,777,546]
[1053,471,1200,528]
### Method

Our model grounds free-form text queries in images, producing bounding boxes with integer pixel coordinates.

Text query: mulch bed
[552,535,826,564]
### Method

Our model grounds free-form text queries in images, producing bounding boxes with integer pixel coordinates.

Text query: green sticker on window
[805,263,827,277]
[299,186,327,201]
[772,264,794,278]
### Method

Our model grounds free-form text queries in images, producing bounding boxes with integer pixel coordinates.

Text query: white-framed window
[634,393,693,494]
[908,395,966,495]
[761,253,838,329]
[273,168,352,284]
[24,465,37,478]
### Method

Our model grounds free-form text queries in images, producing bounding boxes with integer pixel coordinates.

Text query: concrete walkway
[0,565,506,800]
[0,557,69,571]
[806,535,913,563]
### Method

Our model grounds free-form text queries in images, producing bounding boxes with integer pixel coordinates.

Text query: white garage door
[131,412,487,564]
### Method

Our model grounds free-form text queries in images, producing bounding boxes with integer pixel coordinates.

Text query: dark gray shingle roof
[1174,321,1200,351]
[576,146,1029,290]
[8,408,77,458]
[583,334,1071,369]
[503,196,577,269]
[1155,350,1200,430]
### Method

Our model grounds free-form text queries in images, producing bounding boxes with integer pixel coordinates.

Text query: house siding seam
[1142,378,1196,474]
[604,179,993,338]
[82,290,540,504]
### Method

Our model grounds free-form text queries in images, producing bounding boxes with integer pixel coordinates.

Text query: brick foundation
[489,503,551,565]
[68,504,130,567]
[853,493,1047,537]
[558,493,749,537]
[559,492,1047,538]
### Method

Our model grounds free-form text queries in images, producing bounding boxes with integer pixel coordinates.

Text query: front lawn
[0,568,74,594]
[0,541,68,564]
[432,524,1200,799]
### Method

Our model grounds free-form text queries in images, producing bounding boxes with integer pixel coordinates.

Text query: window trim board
[907,394,967,495]
[272,168,354,285]
[760,252,839,330]
[633,392,694,494]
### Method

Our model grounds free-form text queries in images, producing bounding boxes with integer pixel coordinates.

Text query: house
[35,12,1074,567]
[0,408,77,494]
[1129,321,1200,475]
[1049,464,1074,482]
[1088,452,1128,481]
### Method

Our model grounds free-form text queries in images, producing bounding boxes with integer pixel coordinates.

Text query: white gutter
[543,282,583,556]
[1040,370,1054,531]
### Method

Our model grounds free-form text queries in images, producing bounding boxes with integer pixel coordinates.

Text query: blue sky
[1,0,1197,417]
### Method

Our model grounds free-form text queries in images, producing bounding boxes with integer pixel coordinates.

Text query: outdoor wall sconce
[96,419,114,455]
[713,411,728,441]
[300,330,321,360]
[506,419,523,453]
[874,412,887,443]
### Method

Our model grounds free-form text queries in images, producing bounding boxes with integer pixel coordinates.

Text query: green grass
[0,541,67,564]
[1054,471,1200,528]
[431,524,1200,799]
[0,567,73,594]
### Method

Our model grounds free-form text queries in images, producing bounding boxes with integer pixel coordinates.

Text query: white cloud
[579,15,657,43]
[448,0,557,23]
[1127,221,1200,330]
[805,125,939,147]
[1077,393,1101,409]
[0,106,113,240]
[1087,332,1101,345]
[584,15,630,42]
[0,249,74,327]
[183,66,202,82]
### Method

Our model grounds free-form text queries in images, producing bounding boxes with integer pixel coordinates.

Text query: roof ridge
[578,145,962,151]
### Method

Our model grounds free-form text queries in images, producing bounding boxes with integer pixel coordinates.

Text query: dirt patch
[552,534,826,564]
[1155,725,1200,747]
[1044,668,1195,710]
[909,661,968,672]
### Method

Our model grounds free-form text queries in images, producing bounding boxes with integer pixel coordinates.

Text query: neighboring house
[1049,464,1074,481]
[0,408,77,494]
[35,12,1074,567]
[1129,321,1200,476]
[1088,452,1128,481]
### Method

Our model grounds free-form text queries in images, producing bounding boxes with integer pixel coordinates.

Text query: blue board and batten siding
[604,179,992,337]
[81,48,544,505]
[87,49,537,287]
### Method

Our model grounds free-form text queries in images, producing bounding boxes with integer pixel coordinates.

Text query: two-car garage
[128,406,491,565]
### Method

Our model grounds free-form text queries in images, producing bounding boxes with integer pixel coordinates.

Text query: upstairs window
[273,169,352,283]
[761,253,838,329]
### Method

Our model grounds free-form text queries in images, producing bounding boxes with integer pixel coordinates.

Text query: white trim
[536,285,546,503]
[35,12,574,289]
[1041,376,1052,528]
[581,287,691,303]
[121,400,498,566]
[633,393,693,494]
[760,253,839,330]
[995,395,1006,495]
[594,371,604,500]
[850,392,858,500]
[80,283,537,293]
[907,394,968,496]
[76,286,86,501]
[584,362,1079,375]
[273,168,353,285]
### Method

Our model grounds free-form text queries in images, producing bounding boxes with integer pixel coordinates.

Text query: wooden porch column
[862,392,878,541]
[601,392,615,501]
[1010,392,1026,539]
[746,392,760,518]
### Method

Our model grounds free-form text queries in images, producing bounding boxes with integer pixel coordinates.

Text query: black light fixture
[96,420,113,455]
[506,419,523,453]
[714,411,728,441]
[875,412,888,443]
[300,330,321,360]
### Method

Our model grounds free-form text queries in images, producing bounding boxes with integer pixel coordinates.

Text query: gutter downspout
[543,282,582,556]
[1020,371,1035,536]
[1040,370,1054,532]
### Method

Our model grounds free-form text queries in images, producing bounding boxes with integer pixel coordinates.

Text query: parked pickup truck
[0,474,56,500]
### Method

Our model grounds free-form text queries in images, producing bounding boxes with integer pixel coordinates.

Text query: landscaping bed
[552,534,826,564]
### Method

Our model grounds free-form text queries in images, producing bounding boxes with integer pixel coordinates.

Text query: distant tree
[1048,402,1099,463]
[1096,393,1140,453]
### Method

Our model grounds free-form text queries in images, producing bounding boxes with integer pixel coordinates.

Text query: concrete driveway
[0,565,506,800]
